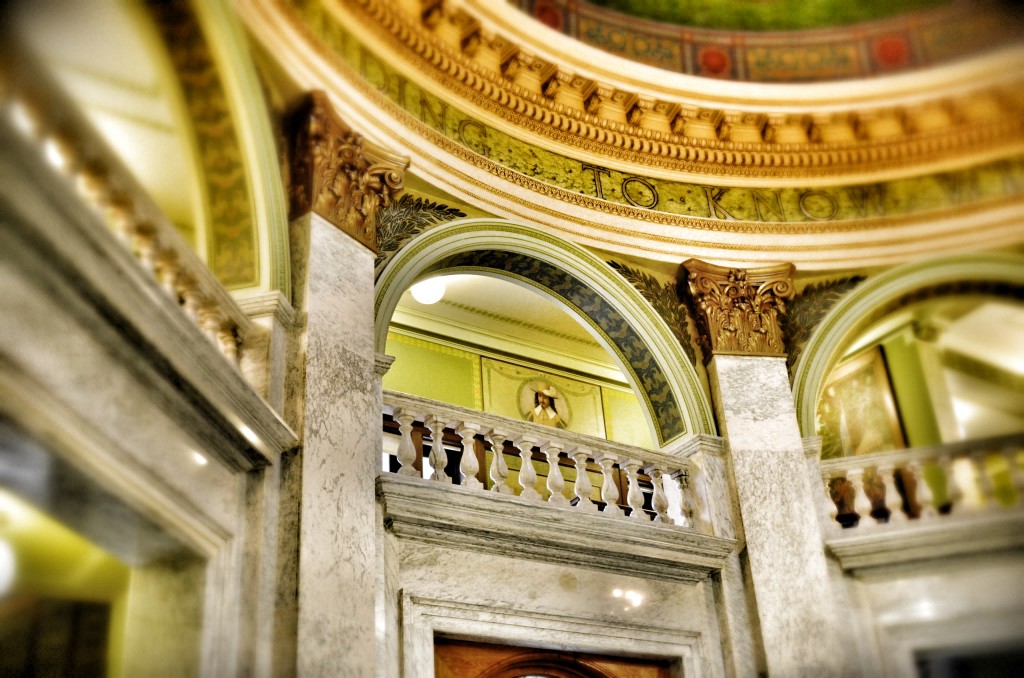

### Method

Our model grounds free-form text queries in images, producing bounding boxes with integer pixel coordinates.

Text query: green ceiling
[584,0,949,31]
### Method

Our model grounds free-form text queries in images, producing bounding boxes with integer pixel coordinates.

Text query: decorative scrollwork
[289,91,408,252]
[682,260,795,361]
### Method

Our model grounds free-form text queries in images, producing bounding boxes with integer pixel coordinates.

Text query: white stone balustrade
[819,434,1024,531]
[1,50,250,367]
[382,390,709,529]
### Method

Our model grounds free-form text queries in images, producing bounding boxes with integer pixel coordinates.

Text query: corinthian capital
[682,259,795,360]
[288,91,407,252]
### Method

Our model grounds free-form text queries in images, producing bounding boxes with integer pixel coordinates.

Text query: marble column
[683,260,851,676]
[289,91,407,677]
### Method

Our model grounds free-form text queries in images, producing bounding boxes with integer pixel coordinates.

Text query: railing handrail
[819,432,1024,474]
[383,389,697,470]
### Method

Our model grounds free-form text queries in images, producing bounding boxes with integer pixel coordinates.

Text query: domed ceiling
[533,0,947,30]
[509,0,1022,81]
[243,0,1024,270]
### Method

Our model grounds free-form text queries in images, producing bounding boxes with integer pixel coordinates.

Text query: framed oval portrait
[519,378,571,429]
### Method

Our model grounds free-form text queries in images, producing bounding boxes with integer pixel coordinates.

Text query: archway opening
[384,273,655,449]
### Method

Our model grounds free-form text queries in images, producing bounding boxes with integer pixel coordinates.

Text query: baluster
[513,434,541,501]
[666,469,692,529]
[973,455,996,508]
[76,164,111,210]
[217,326,239,365]
[1006,446,1024,506]
[541,441,568,506]
[179,279,201,323]
[593,452,624,517]
[937,453,961,512]
[132,228,159,275]
[679,467,713,534]
[643,463,671,524]
[819,473,840,528]
[846,467,875,525]
[623,459,647,521]
[877,463,906,524]
[487,429,515,495]
[155,253,180,299]
[424,413,450,483]
[199,306,223,346]
[454,421,483,489]
[107,199,136,245]
[906,461,935,518]
[393,408,420,477]
[570,449,597,512]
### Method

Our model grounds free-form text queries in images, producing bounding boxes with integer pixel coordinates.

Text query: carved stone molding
[374,353,396,378]
[288,91,408,252]
[317,0,1024,180]
[682,259,795,361]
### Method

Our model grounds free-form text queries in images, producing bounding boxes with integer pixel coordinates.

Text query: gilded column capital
[288,91,408,252]
[682,259,795,361]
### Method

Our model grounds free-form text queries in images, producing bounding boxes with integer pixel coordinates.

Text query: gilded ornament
[288,91,407,252]
[682,260,795,360]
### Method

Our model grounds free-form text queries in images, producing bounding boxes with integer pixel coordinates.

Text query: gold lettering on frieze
[622,176,659,209]
[798,190,839,221]
[288,91,408,252]
[703,187,738,221]
[846,184,887,217]
[581,163,611,200]
[682,259,795,361]
[457,119,490,157]
[751,189,785,222]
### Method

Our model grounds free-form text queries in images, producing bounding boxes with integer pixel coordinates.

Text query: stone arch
[791,252,1024,438]
[152,0,291,295]
[375,219,715,446]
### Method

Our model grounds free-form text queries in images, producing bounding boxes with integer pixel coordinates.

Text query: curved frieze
[288,0,1024,181]
[426,250,686,443]
[511,0,1020,82]
[279,3,1024,224]
[243,1,1024,267]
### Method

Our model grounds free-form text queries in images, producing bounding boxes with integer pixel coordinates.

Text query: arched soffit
[239,0,1024,270]
[148,0,290,296]
[374,219,716,445]
[792,252,1024,437]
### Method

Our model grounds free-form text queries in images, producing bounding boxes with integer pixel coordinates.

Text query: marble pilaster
[710,354,850,675]
[297,214,379,676]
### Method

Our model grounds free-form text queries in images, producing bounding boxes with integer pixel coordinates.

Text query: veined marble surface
[297,216,379,675]
[395,540,725,677]
[710,355,852,676]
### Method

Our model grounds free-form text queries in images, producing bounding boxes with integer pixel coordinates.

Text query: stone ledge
[0,124,298,472]
[377,474,737,584]
[826,512,1024,574]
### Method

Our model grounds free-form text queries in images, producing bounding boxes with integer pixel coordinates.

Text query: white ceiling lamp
[410,278,446,305]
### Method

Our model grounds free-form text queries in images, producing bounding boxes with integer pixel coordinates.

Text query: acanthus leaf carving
[682,259,795,361]
[289,90,408,252]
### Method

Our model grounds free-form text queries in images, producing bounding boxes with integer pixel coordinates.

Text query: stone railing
[382,390,718,534]
[819,434,1024,531]
[1,43,250,366]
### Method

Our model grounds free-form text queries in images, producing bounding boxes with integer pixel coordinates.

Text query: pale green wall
[384,331,482,410]
[384,329,653,448]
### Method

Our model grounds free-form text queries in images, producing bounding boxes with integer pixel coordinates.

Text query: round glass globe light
[410,278,446,305]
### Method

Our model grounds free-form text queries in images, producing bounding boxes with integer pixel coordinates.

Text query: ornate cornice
[682,260,796,361]
[328,0,1024,181]
[288,90,407,252]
